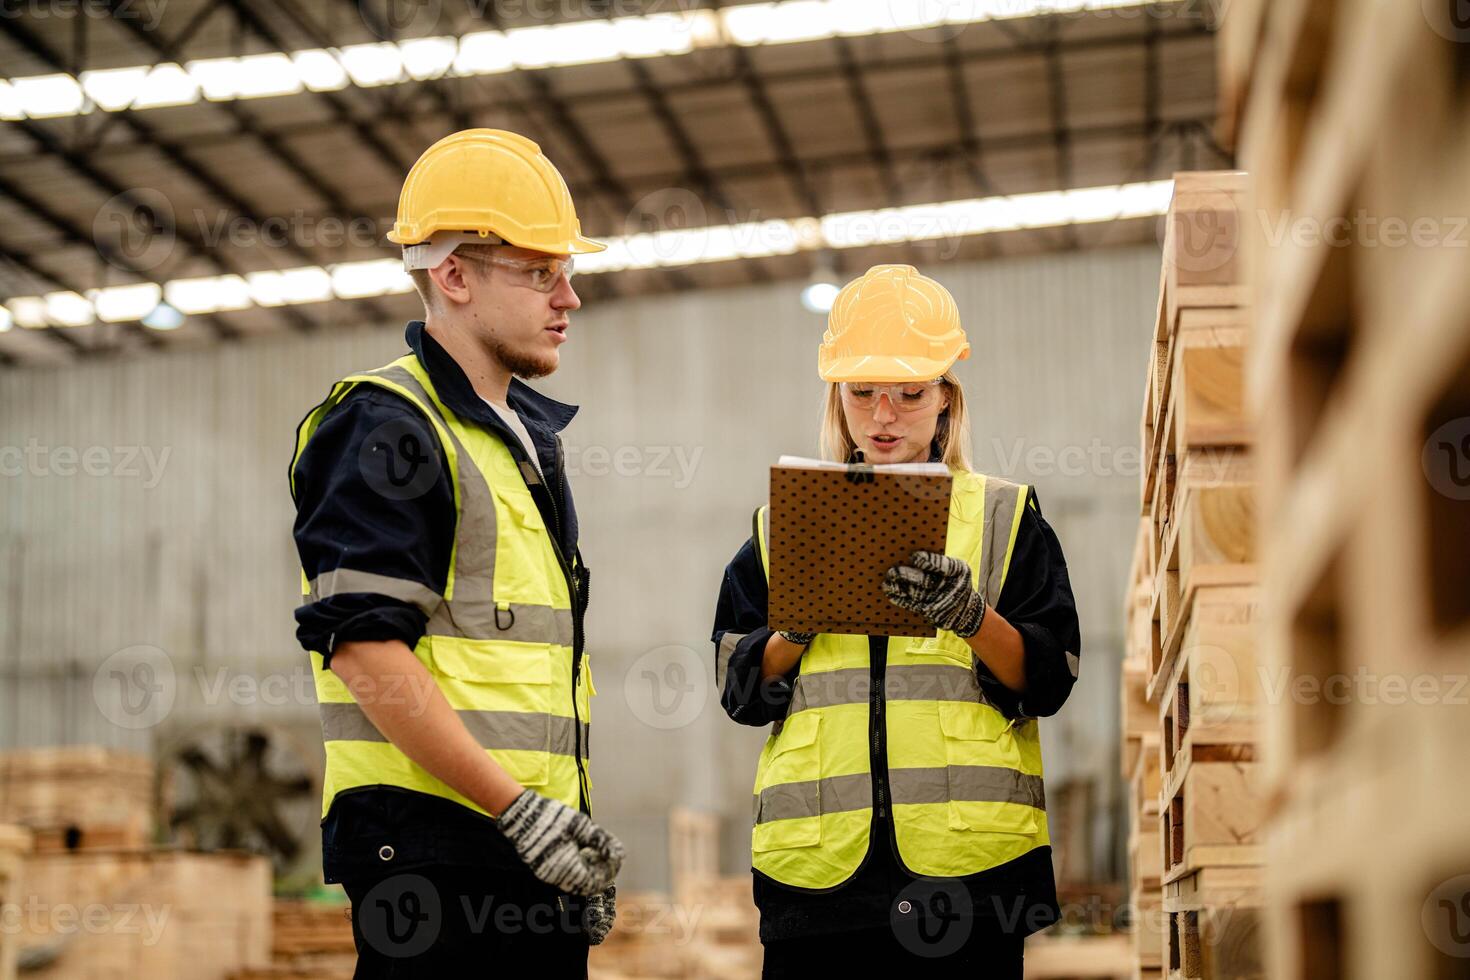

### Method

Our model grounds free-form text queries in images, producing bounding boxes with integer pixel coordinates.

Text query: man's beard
[484,331,556,380]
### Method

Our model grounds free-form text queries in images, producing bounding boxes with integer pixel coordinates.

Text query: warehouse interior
[1,0,1468,977]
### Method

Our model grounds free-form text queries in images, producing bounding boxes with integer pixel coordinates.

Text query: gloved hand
[497,790,624,897]
[778,630,816,646]
[582,885,616,945]
[882,550,987,638]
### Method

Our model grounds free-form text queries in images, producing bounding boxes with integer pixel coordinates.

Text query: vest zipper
[870,636,889,821]
[546,434,591,815]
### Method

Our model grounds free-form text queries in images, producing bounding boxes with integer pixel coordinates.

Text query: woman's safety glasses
[838,379,945,413]
[464,252,576,293]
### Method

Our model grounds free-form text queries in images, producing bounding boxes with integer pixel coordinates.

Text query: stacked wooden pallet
[1127,171,1265,980]
[0,826,33,980]
[17,848,271,979]
[0,747,156,851]
[229,900,356,980]
[1231,1,1470,976]
[592,807,760,979]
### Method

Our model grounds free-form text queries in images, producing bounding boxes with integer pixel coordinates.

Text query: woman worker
[711,264,1081,976]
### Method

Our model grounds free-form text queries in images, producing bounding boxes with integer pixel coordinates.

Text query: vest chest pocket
[428,636,554,788]
[491,487,564,605]
[752,713,822,852]
[937,703,1037,835]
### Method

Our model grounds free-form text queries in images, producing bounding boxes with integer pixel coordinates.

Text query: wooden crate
[1160,759,1263,886]
[1161,867,1263,980]
[1158,592,1260,783]
[1129,883,1164,970]
[1128,733,1162,827]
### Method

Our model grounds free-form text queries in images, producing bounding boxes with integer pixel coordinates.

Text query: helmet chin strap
[402,231,505,271]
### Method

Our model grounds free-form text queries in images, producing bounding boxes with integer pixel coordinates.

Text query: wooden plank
[1171,317,1252,456]
[1160,760,1264,885]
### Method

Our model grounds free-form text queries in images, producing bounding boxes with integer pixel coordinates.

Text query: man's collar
[405,320,579,433]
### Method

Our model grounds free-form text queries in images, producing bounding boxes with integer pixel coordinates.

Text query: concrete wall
[0,243,1159,889]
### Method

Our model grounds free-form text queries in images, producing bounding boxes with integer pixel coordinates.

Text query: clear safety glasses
[462,252,576,293]
[838,379,946,413]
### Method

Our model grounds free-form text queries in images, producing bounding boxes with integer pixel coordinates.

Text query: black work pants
[761,917,1025,978]
[343,864,588,978]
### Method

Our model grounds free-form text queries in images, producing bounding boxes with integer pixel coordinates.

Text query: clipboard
[766,457,953,637]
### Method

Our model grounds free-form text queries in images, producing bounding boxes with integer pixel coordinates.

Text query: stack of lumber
[1232,1,1470,976]
[0,747,156,851]
[0,826,33,980]
[1126,170,1264,979]
[229,900,356,980]
[16,848,271,979]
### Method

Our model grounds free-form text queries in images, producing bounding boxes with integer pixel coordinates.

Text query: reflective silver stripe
[308,568,443,615]
[889,765,1046,811]
[790,663,983,713]
[980,478,1023,603]
[1065,650,1080,678]
[320,702,589,758]
[716,632,747,690]
[753,766,1043,825]
[754,772,872,823]
[433,600,575,645]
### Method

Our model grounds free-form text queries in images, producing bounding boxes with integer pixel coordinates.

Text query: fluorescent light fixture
[80,67,150,111]
[42,291,94,327]
[2,0,1161,118]
[4,181,1172,328]
[92,283,162,322]
[400,37,458,80]
[0,306,9,332]
[142,301,185,330]
[13,73,84,118]
[247,267,334,307]
[339,43,405,87]
[331,259,414,299]
[453,32,515,74]
[292,50,351,92]
[165,275,252,314]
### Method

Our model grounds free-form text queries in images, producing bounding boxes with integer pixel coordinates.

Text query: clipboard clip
[844,463,875,485]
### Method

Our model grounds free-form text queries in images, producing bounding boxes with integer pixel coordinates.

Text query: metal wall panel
[0,244,1160,887]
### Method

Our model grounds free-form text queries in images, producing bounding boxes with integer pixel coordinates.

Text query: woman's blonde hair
[819,370,974,471]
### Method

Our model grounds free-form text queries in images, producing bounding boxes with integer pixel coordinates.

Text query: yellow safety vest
[750,470,1048,889]
[290,354,593,819]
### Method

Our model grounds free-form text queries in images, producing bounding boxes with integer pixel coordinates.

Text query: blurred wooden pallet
[0,827,32,980]
[19,848,271,980]
[0,747,157,853]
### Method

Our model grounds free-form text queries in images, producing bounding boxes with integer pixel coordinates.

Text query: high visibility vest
[750,470,1048,889]
[290,354,593,819]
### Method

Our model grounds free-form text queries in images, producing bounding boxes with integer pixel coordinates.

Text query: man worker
[289,129,622,976]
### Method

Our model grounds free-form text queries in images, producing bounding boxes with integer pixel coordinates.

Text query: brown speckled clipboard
[767,464,953,637]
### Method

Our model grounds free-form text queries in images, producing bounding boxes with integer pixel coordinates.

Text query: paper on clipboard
[766,457,953,637]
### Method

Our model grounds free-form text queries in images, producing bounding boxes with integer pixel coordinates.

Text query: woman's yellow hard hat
[388,129,605,267]
[817,264,971,382]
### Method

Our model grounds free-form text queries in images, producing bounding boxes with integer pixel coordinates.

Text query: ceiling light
[141,301,185,330]
[92,283,162,322]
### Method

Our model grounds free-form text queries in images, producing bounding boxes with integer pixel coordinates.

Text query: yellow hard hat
[387,129,605,266]
[817,264,971,382]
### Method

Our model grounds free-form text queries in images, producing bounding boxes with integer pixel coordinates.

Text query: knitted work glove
[882,550,987,638]
[497,790,624,897]
[582,885,616,946]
